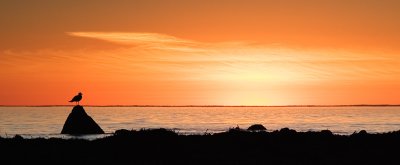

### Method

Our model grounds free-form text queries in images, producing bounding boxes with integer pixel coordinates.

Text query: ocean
[1,106,400,139]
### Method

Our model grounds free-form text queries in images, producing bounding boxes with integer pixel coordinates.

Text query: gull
[69,92,83,105]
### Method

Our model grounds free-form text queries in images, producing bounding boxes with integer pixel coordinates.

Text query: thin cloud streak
[68,32,206,53]
[66,32,400,82]
[1,32,400,105]
[2,32,399,83]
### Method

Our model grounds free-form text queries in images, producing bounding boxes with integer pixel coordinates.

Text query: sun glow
[1,0,400,105]
[1,32,400,105]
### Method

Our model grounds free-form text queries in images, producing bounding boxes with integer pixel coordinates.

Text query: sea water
[1,106,400,139]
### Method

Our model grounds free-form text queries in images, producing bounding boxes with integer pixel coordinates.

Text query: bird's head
[78,92,83,95]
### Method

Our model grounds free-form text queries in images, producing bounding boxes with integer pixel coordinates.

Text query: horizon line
[1,104,400,107]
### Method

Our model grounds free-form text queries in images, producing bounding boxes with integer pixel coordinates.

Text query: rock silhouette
[247,124,267,131]
[4,128,400,165]
[61,105,104,134]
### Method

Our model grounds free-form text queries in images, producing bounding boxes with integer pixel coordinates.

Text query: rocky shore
[1,128,400,165]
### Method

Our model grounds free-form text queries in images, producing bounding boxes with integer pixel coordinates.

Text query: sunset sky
[1,0,400,105]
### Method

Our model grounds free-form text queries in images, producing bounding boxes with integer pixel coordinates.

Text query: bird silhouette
[69,92,83,105]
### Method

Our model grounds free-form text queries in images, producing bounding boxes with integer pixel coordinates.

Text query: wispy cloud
[2,32,399,84]
[68,32,205,52]
[1,32,400,105]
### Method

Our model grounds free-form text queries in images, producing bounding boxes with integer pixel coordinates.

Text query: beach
[1,128,399,165]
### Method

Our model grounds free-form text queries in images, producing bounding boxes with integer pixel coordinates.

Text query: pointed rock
[61,105,104,134]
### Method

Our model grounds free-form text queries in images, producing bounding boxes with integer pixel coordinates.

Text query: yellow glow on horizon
[1,1,400,105]
[1,32,400,105]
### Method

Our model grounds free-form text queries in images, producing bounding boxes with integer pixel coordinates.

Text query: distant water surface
[1,106,400,139]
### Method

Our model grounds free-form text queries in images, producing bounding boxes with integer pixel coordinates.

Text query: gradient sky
[1,0,400,105]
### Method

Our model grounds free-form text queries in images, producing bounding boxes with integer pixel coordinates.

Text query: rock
[320,130,334,136]
[13,134,24,140]
[228,125,245,133]
[358,130,368,135]
[247,124,267,131]
[114,129,133,136]
[353,130,368,137]
[61,105,104,134]
[279,128,297,134]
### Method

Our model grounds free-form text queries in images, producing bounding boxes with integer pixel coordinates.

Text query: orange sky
[1,0,400,105]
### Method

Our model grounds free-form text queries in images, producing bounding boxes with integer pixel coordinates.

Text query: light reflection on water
[1,106,400,138]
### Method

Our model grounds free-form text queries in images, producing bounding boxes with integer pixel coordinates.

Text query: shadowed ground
[1,128,399,165]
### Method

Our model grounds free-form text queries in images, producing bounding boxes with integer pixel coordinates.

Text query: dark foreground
[1,128,400,165]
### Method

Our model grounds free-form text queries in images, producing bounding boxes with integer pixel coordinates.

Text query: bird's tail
[69,100,74,102]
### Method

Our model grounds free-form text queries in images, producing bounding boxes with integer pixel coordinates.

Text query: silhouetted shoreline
[1,128,399,165]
